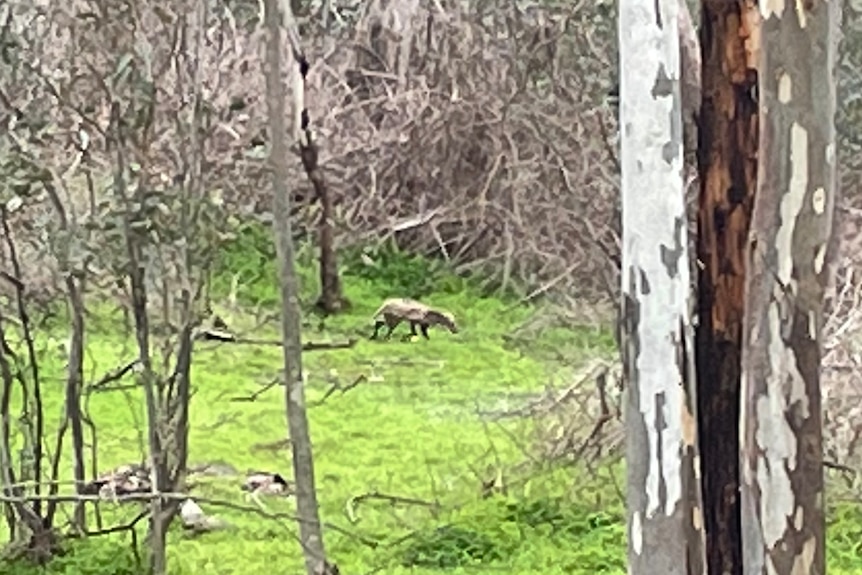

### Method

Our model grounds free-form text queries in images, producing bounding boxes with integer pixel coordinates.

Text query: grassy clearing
[2,231,862,573]
[1,232,627,574]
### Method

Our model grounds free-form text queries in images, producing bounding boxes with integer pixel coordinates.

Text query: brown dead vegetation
[0,1,621,310]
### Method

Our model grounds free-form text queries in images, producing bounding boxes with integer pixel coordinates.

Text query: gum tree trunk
[263,0,331,573]
[695,3,760,573]
[739,2,839,573]
[618,1,705,573]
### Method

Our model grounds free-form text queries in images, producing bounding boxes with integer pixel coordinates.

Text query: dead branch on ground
[344,490,440,524]
[0,489,378,549]
[195,327,357,351]
[308,374,367,407]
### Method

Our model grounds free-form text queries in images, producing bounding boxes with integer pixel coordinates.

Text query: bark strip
[619,1,705,573]
[739,2,839,574]
[695,3,760,573]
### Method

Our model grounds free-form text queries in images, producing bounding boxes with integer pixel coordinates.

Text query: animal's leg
[384,316,400,340]
[251,490,270,512]
[420,324,430,339]
[400,321,419,341]
[370,320,385,340]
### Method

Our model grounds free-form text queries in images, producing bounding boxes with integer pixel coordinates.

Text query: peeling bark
[695,3,760,574]
[739,2,838,574]
[619,1,705,573]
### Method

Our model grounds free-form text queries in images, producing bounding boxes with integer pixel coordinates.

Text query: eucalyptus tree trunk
[695,3,760,573]
[739,2,839,573]
[263,0,331,573]
[618,1,705,573]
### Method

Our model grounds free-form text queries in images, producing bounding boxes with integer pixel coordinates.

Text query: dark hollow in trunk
[696,3,759,574]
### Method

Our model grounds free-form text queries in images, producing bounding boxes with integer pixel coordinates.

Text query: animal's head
[244,471,289,493]
[429,310,459,334]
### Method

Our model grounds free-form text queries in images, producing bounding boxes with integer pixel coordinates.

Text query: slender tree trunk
[695,3,759,573]
[263,1,330,573]
[288,37,347,316]
[64,277,87,531]
[109,101,167,575]
[739,2,839,573]
[619,1,705,573]
[315,182,346,315]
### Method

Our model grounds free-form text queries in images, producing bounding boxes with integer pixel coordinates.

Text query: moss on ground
[1,231,861,574]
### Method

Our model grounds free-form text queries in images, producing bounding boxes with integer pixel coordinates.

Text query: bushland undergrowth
[2,227,862,574]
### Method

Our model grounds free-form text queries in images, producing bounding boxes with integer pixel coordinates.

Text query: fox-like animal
[370,298,459,341]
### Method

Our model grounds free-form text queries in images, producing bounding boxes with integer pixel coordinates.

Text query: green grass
[0,233,625,574]
[2,229,862,574]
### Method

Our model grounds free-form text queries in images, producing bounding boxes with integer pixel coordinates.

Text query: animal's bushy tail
[371,299,391,320]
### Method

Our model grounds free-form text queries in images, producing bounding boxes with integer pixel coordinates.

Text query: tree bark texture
[739,2,838,574]
[263,0,329,573]
[64,277,87,531]
[695,3,760,574]
[278,9,347,315]
[619,1,705,573]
